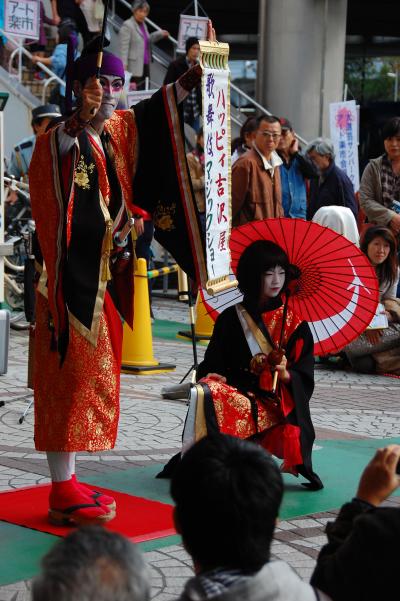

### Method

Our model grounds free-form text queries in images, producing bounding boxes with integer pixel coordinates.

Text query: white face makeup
[262,266,286,299]
[96,75,124,120]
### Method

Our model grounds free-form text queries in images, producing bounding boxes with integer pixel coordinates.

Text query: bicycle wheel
[4,276,24,311]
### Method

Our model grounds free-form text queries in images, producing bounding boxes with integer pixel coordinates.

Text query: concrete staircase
[19,36,58,104]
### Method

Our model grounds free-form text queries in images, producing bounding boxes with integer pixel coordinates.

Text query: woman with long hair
[183,240,323,490]
[345,226,400,374]
[231,116,258,164]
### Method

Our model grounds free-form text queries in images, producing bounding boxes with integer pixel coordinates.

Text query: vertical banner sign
[200,40,237,296]
[4,0,40,40]
[329,100,360,192]
[177,15,208,53]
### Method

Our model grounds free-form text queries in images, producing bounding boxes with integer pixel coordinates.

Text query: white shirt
[253,143,283,177]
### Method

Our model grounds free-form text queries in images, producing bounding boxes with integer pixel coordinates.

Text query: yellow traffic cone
[122,258,176,375]
[178,291,215,343]
[194,292,215,338]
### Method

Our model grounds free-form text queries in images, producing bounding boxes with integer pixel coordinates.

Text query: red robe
[196,298,322,486]
[29,88,206,452]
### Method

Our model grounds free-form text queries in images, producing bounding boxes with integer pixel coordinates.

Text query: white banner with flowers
[329,100,360,192]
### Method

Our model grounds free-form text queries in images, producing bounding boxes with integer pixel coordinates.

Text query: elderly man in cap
[8,104,61,181]
[29,31,209,526]
[164,36,202,132]
[277,117,317,220]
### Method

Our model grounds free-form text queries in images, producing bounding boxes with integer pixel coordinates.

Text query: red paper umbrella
[230,218,380,356]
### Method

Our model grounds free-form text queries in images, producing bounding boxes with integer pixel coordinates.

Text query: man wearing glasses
[232,115,284,226]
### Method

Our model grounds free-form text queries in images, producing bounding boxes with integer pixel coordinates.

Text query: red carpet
[0,483,176,541]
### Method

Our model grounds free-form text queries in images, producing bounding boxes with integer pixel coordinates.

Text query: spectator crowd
[32,434,400,601]
[3,1,400,374]
[4,0,400,376]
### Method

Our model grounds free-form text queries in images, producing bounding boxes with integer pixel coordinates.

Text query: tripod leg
[187,278,198,376]
[19,397,34,424]
[180,364,195,384]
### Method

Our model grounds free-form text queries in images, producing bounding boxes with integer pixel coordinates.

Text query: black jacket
[197,300,321,486]
[311,499,400,601]
[164,56,202,107]
[307,161,358,221]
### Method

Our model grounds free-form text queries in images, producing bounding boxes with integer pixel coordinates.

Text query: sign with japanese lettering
[200,40,236,296]
[4,0,40,40]
[126,89,157,107]
[329,100,360,192]
[178,15,208,53]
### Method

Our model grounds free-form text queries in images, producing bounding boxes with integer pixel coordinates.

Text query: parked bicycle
[3,177,35,328]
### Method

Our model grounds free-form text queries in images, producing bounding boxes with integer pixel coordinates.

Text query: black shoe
[296,464,324,491]
[156,452,181,478]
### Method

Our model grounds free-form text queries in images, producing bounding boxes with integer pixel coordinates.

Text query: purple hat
[73,50,125,84]
[65,36,125,114]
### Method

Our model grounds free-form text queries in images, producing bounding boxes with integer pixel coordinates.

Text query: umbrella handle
[271,370,279,394]
[89,52,104,115]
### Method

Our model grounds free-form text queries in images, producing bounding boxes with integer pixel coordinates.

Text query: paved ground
[0,296,399,600]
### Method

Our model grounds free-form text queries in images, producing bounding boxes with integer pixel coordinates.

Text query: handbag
[345,323,400,359]
[373,346,400,375]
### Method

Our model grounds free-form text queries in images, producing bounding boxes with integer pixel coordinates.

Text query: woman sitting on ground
[185,240,323,490]
[345,226,400,374]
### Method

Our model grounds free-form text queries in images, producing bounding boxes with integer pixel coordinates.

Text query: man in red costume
[29,38,206,525]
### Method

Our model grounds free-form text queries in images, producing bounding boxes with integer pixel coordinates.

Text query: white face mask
[262,266,286,299]
[96,75,124,120]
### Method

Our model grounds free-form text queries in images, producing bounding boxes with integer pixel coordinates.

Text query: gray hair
[32,526,150,601]
[132,0,150,12]
[305,137,335,160]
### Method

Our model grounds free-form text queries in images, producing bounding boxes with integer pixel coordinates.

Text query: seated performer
[186,240,323,490]
[29,36,206,526]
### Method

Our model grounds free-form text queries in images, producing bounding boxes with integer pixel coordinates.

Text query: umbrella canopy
[228,218,379,356]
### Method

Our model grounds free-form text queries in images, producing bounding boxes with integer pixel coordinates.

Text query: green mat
[83,438,400,521]
[0,437,399,586]
[152,319,189,341]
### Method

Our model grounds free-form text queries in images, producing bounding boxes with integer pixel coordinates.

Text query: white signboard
[329,100,360,192]
[203,68,231,280]
[177,15,208,53]
[4,0,40,40]
[126,89,157,107]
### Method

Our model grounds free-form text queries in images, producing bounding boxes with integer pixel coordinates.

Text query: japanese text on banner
[177,15,208,53]
[203,68,231,280]
[4,0,40,39]
[329,100,360,192]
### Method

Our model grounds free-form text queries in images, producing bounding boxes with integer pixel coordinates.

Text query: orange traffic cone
[122,258,175,375]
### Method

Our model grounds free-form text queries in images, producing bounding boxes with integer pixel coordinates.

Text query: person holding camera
[311,444,400,601]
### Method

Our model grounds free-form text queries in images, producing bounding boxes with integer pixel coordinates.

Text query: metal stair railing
[0,28,66,103]
[109,0,299,133]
